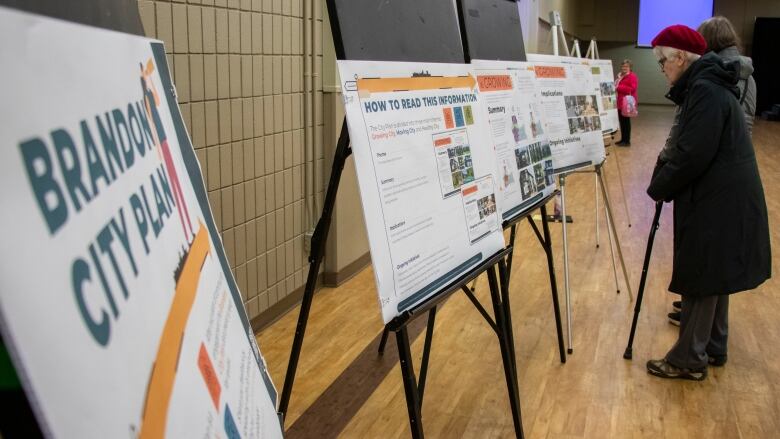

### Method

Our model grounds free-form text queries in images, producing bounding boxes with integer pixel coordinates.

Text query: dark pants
[618,113,631,143]
[665,295,729,369]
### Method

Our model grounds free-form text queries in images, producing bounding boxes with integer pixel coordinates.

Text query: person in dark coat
[667,16,760,326]
[645,25,771,381]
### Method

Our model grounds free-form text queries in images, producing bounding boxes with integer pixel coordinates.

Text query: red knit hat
[651,24,707,55]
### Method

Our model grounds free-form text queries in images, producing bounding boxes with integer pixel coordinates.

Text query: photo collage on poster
[461,175,500,244]
[514,139,553,201]
[599,81,617,112]
[590,59,620,133]
[435,128,476,196]
[564,94,602,134]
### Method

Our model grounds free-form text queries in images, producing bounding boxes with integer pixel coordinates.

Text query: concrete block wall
[137,0,325,324]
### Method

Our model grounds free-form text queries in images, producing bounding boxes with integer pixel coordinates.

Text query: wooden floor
[257,105,780,438]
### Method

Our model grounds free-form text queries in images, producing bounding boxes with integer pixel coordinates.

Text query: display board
[471,60,555,221]
[0,0,144,35]
[0,8,282,438]
[588,59,619,134]
[458,0,526,62]
[337,60,505,323]
[327,0,464,63]
[526,54,606,174]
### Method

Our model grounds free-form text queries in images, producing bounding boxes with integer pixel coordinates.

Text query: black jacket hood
[666,52,740,105]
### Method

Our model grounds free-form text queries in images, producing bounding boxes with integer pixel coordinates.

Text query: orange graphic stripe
[357,74,476,93]
[477,75,513,91]
[140,223,210,439]
[462,185,478,196]
[534,65,566,79]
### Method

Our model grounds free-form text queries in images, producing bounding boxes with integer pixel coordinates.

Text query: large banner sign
[527,54,606,174]
[337,61,505,324]
[0,8,282,438]
[472,60,556,222]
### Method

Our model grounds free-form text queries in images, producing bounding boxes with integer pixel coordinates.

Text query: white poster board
[471,60,556,222]
[337,60,505,324]
[0,8,282,438]
[588,59,619,134]
[527,54,606,174]
[558,56,619,135]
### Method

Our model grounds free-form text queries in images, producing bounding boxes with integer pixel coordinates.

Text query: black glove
[648,158,674,203]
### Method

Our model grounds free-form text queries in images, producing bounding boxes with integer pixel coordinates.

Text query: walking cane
[623,201,664,360]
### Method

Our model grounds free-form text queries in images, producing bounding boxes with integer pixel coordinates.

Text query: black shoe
[668,311,681,326]
[672,300,681,312]
[616,141,631,146]
[708,354,727,367]
[647,359,707,381]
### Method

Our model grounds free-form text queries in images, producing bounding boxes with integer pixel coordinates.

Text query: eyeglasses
[658,54,678,70]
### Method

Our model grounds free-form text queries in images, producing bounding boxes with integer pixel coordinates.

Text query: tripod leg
[397,326,425,438]
[417,307,437,407]
[595,172,600,248]
[612,141,632,227]
[487,265,525,438]
[559,174,573,354]
[604,195,621,294]
[623,202,663,360]
[279,120,351,417]
[597,166,633,301]
[378,326,390,354]
[540,204,566,363]
[505,225,517,280]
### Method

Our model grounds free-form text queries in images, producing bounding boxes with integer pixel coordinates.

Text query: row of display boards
[341,55,618,323]
[0,1,617,438]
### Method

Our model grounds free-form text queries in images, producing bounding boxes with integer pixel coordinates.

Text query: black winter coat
[647,52,771,297]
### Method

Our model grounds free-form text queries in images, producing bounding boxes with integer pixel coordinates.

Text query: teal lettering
[97,223,129,300]
[82,120,111,196]
[110,208,138,276]
[130,192,150,255]
[72,258,110,346]
[127,103,147,158]
[88,243,118,318]
[112,108,134,169]
[135,101,155,150]
[140,185,162,237]
[52,128,92,211]
[96,112,124,180]
[19,137,68,234]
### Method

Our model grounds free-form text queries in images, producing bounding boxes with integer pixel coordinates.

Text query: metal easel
[549,12,633,354]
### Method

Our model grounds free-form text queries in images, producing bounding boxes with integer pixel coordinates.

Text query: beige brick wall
[137,0,325,321]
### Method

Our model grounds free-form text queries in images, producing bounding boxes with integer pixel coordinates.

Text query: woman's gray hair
[653,45,701,64]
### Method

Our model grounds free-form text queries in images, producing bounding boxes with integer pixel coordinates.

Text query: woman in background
[615,59,638,146]
[698,16,756,133]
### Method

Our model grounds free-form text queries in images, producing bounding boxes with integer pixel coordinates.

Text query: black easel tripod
[623,201,663,360]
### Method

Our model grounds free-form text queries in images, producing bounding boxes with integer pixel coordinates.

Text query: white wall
[599,43,671,105]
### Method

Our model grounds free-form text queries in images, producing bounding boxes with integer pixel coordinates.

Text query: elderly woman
[667,16,759,326]
[646,25,771,380]
[615,59,638,146]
